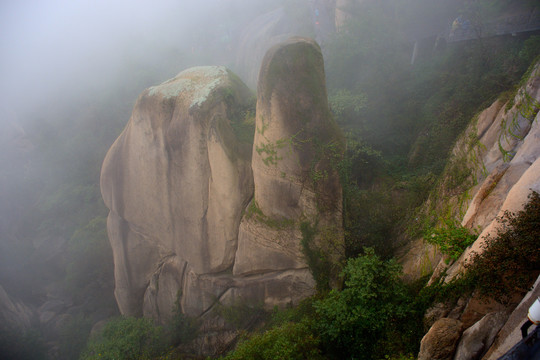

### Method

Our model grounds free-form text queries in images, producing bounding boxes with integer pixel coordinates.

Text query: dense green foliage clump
[424,219,477,262]
[80,317,168,360]
[221,322,323,360]
[221,248,426,360]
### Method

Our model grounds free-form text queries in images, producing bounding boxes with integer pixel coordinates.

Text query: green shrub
[300,221,333,293]
[425,219,477,262]
[221,322,323,360]
[312,248,414,359]
[167,301,198,346]
[80,317,168,360]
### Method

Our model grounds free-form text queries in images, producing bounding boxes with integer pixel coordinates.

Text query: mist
[2,0,539,358]
[1,1,218,111]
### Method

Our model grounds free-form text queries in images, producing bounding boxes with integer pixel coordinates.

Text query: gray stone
[454,311,507,360]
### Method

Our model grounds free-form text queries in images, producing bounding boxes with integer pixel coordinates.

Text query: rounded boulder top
[147,66,232,110]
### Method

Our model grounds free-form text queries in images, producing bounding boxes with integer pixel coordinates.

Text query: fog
[2,0,538,358]
[1,0,230,111]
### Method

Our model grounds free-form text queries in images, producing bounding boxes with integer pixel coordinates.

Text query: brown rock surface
[418,317,463,360]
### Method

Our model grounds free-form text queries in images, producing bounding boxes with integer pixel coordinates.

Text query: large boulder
[235,37,344,280]
[101,38,344,326]
[453,311,507,360]
[399,62,540,281]
[418,318,463,360]
[101,66,255,320]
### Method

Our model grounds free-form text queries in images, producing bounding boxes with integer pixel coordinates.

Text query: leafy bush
[221,322,323,360]
[312,248,414,359]
[214,300,266,330]
[80,317,168,360]
[329,89,367,129]
[167,301,199,346]
[465,191,540,303]
[300,221,333,293]
[425,219,477,262]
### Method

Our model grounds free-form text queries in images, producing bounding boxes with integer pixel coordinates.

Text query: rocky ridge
[400,62,540,359]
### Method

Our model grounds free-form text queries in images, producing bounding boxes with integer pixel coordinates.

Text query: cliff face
[401,62,540,360]
[101,38,343,327]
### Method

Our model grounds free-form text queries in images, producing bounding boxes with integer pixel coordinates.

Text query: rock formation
[418,318,463,360]
[235,37,343,279]
[401,62,540,359]
[101,38,343,332]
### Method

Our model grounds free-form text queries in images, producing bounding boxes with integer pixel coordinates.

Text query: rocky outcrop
[406,62,540,360]
[482,275,540,359]
[101,38,343,331]
[102,66,255,320]
[453,311,507,360]
[418,318,463,360]
[400,63,540,280]
[235,37,343,279]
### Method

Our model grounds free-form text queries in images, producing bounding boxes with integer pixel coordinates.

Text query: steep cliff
[401,61,540,359]
[101,38,343,332]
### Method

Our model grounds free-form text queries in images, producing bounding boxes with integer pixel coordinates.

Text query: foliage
[329,89,367,130]
[80,317,168,360]
[221,322,323,360]
[312,248,415,359]
[215,300,266,330]
[464,191,540,303]
[300,222,332,293]
[425,219,477,262]
[167,298,199,346]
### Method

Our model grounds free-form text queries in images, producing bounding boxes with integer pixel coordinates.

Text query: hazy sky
[0,0,227,112]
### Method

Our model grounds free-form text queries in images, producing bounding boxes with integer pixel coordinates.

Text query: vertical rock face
[101,38,343,325]
[235,37,343,277]
[401,62,540,360]
[101,66,255,320]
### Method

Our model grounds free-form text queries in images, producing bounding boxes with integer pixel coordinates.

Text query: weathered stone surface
[418,317,463,360]
[235,37,344,277]
[102,66,255,320]
[459,294,509,330]
[454,311,507,360]
[101,38,343,328]
[397,238,441,282]
[407,62,540,360]
[413,63,540,282]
